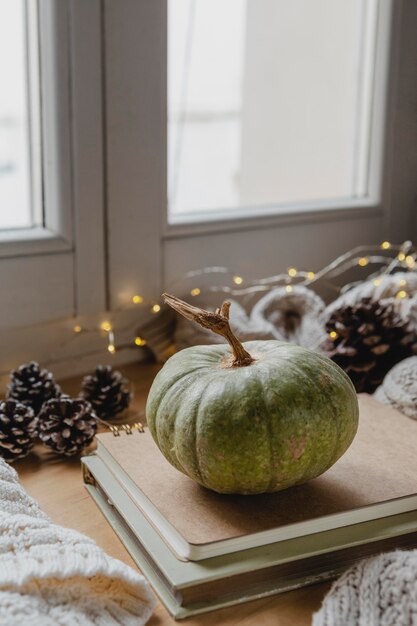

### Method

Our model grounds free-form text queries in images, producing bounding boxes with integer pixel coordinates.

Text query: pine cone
[80,365,131,421]
[324,297,417,393]
[0,400,37,462]
[7,362,61,415]
[38,398,97,456]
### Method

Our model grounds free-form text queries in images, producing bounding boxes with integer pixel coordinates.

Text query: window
[0,0,415,382]
[0,0,41,230]
[168,0,378,222]
[105,0,414,292]
[0,1,107,358]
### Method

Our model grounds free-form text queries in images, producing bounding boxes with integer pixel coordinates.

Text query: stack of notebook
[82,395,417,619]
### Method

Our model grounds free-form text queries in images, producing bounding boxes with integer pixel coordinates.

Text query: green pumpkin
[146,294,359,495]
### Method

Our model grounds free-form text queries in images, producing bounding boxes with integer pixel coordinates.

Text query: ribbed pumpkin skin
[146,340,358,495]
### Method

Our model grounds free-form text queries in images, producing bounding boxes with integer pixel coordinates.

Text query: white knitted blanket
[0,457,155,625]
[313,550,417,626]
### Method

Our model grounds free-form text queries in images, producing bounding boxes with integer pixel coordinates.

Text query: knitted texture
[0,457,155,625]
[313,550,417,626]
[325,271,417,316]
[374,355,417,419]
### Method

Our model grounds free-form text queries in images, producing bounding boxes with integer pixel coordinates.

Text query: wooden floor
[17,361,329,625]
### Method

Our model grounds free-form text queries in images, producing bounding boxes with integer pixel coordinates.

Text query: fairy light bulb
[307,271,315,280]
[399,279,407,287]
[396,290,408,299]
[132,295,143,304]
[233,275,243,285]
[398,252,406,262]
[190,288,201,296]
[373,278,381,286]
[73,325,82,333]
[134,336,147,347]
[288,267,297,278]
[381,241,391,250]
[406,255,416,268]
[285,285,293,293]
[151,304,161,314]
[358,257,369,267]
[100,321,112,332]
[329,330,338,340]
[106,326,116,353]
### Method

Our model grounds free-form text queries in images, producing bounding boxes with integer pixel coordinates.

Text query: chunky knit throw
[0,457,155,625]
[374,356,417,420]
[313,550,417,626]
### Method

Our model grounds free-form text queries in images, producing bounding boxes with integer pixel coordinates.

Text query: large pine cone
[7,362,61,415]
[324,297,417,393]
[0,400,37,462]
[80,365,131,421]
[38,398,97,456]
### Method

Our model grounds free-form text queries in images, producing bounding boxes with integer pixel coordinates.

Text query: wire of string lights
[71,240,417,355]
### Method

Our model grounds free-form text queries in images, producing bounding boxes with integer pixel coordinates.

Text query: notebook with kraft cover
[82,452,417,619]
[89,394,417,561]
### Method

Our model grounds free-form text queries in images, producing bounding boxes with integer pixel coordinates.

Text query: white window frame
[163,0,390,235]
[0,0,106,315]
[0,0,109,381]
[0,0,73,257]
[105,0,416,293]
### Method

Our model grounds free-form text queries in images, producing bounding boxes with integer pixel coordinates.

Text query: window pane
[168,0,376,220]
[0,0,39,230]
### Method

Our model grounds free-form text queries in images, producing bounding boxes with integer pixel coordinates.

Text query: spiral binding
[107,422,145,436]
[96,414,146,436]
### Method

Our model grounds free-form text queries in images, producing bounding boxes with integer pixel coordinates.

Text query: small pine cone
[7,362,61,415]
[324,297,417,393]
[0,400,37,463]
[38,398,98,456]
[80,365,131,421]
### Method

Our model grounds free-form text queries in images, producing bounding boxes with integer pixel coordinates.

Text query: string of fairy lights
[71,240,417,355]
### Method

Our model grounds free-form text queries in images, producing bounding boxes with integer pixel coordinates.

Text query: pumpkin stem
[162,293,255,367]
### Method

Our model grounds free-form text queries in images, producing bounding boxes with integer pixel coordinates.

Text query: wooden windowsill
[17,361,328,625]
